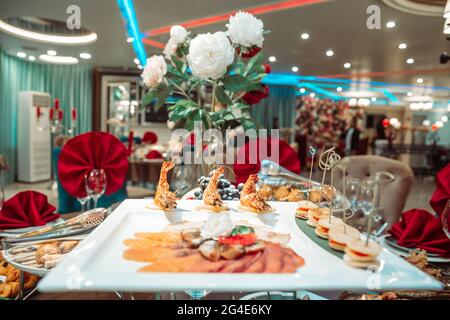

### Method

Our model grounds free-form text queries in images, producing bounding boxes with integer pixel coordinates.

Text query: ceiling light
[16,51,26,58]
[386,21,396,28]
[407,92,413,97]
[291,66,299,72]
[127,37,134,43]
[444,18,450,34]
[28,55,35,61]
[399,43,407,49]
[300,33,309,40]
[336,87,343,92]
[310,93,315,98]
[445,0,450,18]
[349,98,357,106]
[371,97,377,102]
[422,120,430,126]
[0,19,97,44]
[326,50,334,57]
[79,53,91,59]
[299,88,306,93]
[39,54,78,64]
[435,120,444,128]
[268,56,276,62]
[134,58,140,65]
[47,50,57,56]
[343,62,351,69]
[417,78,424,84]
[406,58,414,64]
[442,115,448,123]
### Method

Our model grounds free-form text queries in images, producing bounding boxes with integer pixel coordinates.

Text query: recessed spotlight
[344,62,351,69]
[442,115,448,123]
[336,87,343,92]
[406,58,414,64]
[47,50,57,56]
[371,97,377,102]
[326,50,334,57]
[435,120,444,128]
[79,53,91,60]
[127,37,134,43]
[386,21,396,28]
[28,55,35,61]
[399,43,407,49]
[310,93,315,98]
[39,54,78,64]
[422,120,431,126]
[417,78,424,84]
[134,58,140,65]
[407,92,413,97]
[137,64,144,70]
[268,56,276,62]
[300,33,309,40]
[299,88,306,93]
[16,51,26,58]
[291,66,299,72]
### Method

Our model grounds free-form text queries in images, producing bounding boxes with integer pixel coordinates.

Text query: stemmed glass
[345,177,360,210]
[76,193,90,212]
[442,199,450,240]
[85,169,107,209]
[358,179,378,216]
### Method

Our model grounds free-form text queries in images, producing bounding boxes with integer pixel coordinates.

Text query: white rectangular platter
[38,200,443,292]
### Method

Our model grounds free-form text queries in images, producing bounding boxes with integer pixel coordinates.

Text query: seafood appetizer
[200,167,228,212]
[239,174,274,213]
[123,215,304,273]
[153,160,178,211]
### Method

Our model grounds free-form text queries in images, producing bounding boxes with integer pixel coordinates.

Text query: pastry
[59,241,79,254]
[315,216,344,239]
[287,189,304,202]
[35,244,60,264]
[328,224,361,251]
[258,185,273,201]
[307,207,330,227]
[295,201,318,220]
[0,283,12,298]
[5,268,20,282]
[273,186,290,201]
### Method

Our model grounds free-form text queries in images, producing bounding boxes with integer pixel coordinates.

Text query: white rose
[141,55,167,88]
[163,38,178,60]
[226,11,264,47]
[187,31,234,80]
[170,25,188,44]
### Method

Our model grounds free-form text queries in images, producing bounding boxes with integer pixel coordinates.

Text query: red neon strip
[146,0,328,37]
[142,38,165,49]
[319,67,450,79]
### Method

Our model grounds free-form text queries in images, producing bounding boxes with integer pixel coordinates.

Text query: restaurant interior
[0,0,449,301]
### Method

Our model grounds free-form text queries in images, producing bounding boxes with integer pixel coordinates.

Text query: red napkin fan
[58,132,128,198]
[233,137,301,185]
[390,209,450,257]
[142,131,158,144]
[145,150,163,160]
[430,164,450,216]
[0,191,60,229]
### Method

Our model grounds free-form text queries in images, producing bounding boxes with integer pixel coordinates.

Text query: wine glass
[76,192,90,212]
[85,169,107,208]
[442,199,450,240]
[345,177,360,210]
[358,179,377,216]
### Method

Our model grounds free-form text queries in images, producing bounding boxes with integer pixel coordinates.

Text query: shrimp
[240,174,273,213]
[202,167,225,209]
[154,160,178,211]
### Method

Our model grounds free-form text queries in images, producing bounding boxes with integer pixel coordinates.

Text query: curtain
[251,85,297,129]
[0,50,92,184]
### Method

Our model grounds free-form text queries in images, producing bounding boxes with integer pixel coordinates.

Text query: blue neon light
[117,0,147,65]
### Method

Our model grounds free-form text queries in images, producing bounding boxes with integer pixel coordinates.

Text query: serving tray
[38,200,443,293]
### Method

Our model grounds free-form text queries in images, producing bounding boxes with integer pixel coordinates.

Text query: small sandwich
[296,201,318,220]
[344,239,381,269]
[306,207,330,227]
[328,224,361,252]
[315,216,343,239]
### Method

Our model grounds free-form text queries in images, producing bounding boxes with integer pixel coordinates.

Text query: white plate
[38,200,443,293]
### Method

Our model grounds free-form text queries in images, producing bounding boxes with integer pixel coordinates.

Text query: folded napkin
[58,132,128,198]
[0,191,60,229]
[145,150,163,160]
[233,137,301,184]
[430,163,450,216]
[142,131,158,144]
[390,209,450,257]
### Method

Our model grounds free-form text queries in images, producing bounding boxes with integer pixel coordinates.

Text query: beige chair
[334,155,414,227]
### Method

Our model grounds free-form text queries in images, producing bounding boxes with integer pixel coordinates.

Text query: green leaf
[244,52,264,76]
[215,86,232,105]
[141,90,155,107]
[230,225,255,236]
[153,84,171,108]
[222,74,259,92]
[171,55,185,72]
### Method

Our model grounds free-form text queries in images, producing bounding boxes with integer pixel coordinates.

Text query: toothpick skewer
[318,147,334,204]
[327,152,341,224]
[365,181,379,246]
[307,146,317,201]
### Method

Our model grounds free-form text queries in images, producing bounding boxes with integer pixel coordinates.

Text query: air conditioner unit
[17,91,51,182]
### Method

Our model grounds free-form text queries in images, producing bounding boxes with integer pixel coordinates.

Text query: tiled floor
[2,175,437,213]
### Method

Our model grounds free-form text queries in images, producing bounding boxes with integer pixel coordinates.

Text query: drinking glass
[358,179,378,216]
[345,177,360,210]
[85,169,107,208]
[76,195,90,212]
[442,199,450,240]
